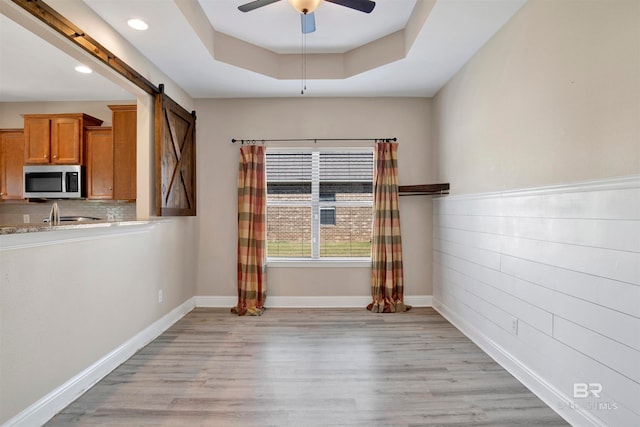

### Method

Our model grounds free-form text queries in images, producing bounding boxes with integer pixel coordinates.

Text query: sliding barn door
[155,89,196,216]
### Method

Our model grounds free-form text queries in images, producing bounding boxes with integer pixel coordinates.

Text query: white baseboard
[196,295,432,308]
[432,298,605,427]
[268,296,371,308]
[405,295,432,307]
[194,295,237,308]
[3,298,196,427]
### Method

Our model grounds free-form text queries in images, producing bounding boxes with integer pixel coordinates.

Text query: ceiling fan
[238,0,376,34]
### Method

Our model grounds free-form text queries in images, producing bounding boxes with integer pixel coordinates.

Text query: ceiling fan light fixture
[288,0,321,14]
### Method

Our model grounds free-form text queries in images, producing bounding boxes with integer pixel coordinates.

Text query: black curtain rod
[231,137,397,144]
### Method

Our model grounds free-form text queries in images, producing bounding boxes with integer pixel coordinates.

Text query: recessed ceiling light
[75,65,92,74]
[127,18,148,31]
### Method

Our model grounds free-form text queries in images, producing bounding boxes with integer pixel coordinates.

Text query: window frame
[265,147,374,266]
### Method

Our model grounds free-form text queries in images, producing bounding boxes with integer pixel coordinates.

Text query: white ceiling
[199,0,418,54]
[0,12,133,102]
[0,0,527,101]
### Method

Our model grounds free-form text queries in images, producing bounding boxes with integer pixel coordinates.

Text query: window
[319,192,336,226]
[266,148,373,260]
[320,207,336,226]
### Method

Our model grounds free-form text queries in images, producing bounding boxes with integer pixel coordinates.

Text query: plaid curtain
[232,145,267,316]
[368,142,410,313]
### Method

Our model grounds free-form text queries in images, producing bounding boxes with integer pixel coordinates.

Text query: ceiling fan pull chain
[300,30,306,94]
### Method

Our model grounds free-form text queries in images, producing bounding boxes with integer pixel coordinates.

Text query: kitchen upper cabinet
[0,129,25,200]
[23,117,50,164]
[23,113,103,164]
[110,105,136,200]
[85,127,113,199]
[84,106,136,201]
[52,117,83,164]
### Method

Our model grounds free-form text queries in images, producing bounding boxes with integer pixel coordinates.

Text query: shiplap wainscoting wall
[432,176,640,427]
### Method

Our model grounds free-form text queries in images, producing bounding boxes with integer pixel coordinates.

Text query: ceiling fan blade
[325,0,375,13]
[238,0,281,13]
[301,12,316,34]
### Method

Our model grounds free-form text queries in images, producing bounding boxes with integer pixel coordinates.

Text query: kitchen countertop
[0,220,152,235]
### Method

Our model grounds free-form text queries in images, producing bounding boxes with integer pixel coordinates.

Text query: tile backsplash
[0,200,136,225]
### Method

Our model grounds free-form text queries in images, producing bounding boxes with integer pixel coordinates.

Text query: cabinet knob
[0,192,4,196]
[44,154,48,158]
[53,155,57,159]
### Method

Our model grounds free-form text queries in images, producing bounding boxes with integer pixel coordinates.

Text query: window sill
[267,258,371,268]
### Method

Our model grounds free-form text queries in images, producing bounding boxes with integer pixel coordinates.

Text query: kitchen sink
[43,216,102,223]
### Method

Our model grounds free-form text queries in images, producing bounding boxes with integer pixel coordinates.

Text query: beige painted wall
[194,97,434,298]
[433,0,640,194]
[0,219,198,424]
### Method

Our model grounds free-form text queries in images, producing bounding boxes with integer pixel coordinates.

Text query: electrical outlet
[511,317,518,335]
[107,213,115,221]
[158,289,163,303]
[23,214,30,223]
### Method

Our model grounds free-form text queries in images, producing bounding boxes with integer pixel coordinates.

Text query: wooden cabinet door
[85,127,113,199]
[24,117,51,164]
[51,117,82,164]
[110,105,136,200]
[0,130,25,200]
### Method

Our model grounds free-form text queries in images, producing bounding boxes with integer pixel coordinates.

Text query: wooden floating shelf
[398,183,450,196]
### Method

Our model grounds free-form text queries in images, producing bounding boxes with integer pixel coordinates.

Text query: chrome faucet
[48,202,60,225]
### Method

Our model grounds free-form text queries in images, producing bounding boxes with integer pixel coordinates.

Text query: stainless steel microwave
[23,165,85,199]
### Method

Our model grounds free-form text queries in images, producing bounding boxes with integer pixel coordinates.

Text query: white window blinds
[266,149,373,259]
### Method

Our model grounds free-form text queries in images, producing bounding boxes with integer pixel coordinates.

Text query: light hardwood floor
[47,308,568,426]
